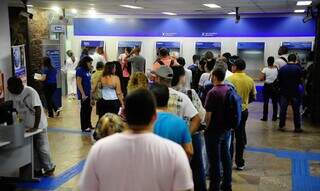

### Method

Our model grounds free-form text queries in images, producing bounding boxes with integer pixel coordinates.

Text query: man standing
[151,83,193,158]
[126,47,146,74]
[205,67,233,191]
[7,77,55,176]
[274,46,289,69]
[278,54,303,133]
[79,89,194,191]
[226,59,256,170]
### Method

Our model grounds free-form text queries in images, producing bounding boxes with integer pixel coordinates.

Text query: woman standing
[65,50,78,99]
[96,62,124,118]
[38,57,60,118]
[76,56,93,132]
[260,56,279,121]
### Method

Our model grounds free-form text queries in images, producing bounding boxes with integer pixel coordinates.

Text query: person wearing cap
[226,58,256,171]
[154,65,201,134]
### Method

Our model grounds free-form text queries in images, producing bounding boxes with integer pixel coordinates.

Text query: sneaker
[236,165,245,171]
[260,118,267,121]
[43,165,56,177]
[34,170,44,177]
[82,128,91,133]
[55,108,63,117]
[294,129,303,133]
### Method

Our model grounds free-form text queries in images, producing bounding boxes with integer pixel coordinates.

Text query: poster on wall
[12,45,27,85]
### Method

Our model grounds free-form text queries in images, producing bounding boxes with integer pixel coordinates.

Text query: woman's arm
[76,76,86,100]
[115,76,124,107]
[259,72,266,81]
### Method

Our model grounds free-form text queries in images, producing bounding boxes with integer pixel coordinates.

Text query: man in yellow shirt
[226,58,256,171]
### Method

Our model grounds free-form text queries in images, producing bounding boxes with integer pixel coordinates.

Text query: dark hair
[159,48,169,57]
[288,54,297,62]
[267,56,275,66]
[103,62,115,76]
[176,57,186,67]
[96,62,105,70]
[7,76,24,95]
[222,52,231,59]
[212,66,226,82]
[124,89,156,126]
[171,65,185,87]
[192,55,200,63]
[278,46,288,56]
[113,61,123,79]
[42,57,54,69]
[78,56,93,71]
[81,48,89,56]
[234,58,246,70]
[206,59,216,71]
[126,47,132,53]
[150,83,169,107]
[204,51,214,60]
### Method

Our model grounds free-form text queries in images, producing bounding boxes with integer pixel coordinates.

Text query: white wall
[0,0,12,98]
[66,26,314,71]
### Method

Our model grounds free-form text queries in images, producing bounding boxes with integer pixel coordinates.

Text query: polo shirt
[278,63,302,97]
[226,72,256,111]
[76,67,91,99]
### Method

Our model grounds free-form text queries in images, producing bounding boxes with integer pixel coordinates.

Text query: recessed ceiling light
[297,1,312,6]
[89,4,95,6]
[120,5,144,9]
[162,12,177,16]
[27,4,33,7]
[294,9,305,13]
[51,6,61,12]
[105,18,114,23]
[71,8,78,14]
[203,4,221,8]
[88,9,97,15]
[228,12,236,15]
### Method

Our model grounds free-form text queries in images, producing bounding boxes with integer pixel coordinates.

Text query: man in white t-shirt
[79,89,194,191]
[274,46,289,69]
[154,66,201,133]
[7,77,55,177]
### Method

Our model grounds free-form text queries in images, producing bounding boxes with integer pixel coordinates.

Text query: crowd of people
[5,44,312,191]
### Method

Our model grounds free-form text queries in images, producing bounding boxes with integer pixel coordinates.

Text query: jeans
[190,132,207,191]
[206,131,232,191]
[230,109,248,167]
[262,83,278,120]
[80,97,92,131]
[279,95,301,130]
[33,129,54,171]
[44,83,58,117]
[97,99,120,118]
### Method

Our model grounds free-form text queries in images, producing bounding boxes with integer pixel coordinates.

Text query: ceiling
[8,0,320,16]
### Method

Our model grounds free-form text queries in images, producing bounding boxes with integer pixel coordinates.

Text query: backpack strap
[280,56,288,63]
[187,90,193,101]
[157,59,165,66]
[170,59,175,67]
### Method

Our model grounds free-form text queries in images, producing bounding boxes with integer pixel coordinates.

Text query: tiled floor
[19,98,320,190]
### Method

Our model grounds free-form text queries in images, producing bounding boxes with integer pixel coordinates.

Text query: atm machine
[237,42,265,79]
[80,40,105,55]
[282,41,312,68]
[117,41,142,57]
[155,41,181,58]
[195,42,221,57]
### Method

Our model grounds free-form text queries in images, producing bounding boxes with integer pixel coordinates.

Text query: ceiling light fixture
[203,4,221,8]
[89,4,95,6]
[51,6,61,12]
[71,8,78,14]
[162,12,177,16]
[228,11,236,15]
[294,9,305,13]
[88,9,97,15]
[120,5,144,9]
[297,1,312,6]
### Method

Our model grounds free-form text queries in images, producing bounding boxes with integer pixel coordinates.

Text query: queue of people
[7,44,309,190]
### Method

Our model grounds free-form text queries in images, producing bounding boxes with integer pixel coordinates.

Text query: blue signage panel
[237,42,265,50]
[118,41,142,48]
[81,40,104,47]
[282,42,312,50]
[74,16,315,37]
[46,50,61,70]
[156,41,180,49]
[196,42,221,49]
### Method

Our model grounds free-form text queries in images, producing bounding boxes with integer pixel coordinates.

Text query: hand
[82,95,88,101]
[26,127,38,133]
[91,99,96,106]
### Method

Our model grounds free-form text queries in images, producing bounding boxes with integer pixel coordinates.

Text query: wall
[0,0,12,97]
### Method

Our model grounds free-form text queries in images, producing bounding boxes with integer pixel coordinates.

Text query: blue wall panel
[74,16,315,37]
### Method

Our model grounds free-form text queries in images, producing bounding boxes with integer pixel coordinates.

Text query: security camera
[19,10,33,19]
[303,6,314,23]
[235,7,240,24]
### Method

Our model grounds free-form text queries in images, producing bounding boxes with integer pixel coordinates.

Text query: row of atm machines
[80,40,313,79]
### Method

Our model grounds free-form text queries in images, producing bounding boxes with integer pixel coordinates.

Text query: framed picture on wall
[11,44,27,85]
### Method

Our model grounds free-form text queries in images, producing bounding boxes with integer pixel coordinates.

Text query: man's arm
[189,114,201,134]
[182,143,193,159]
[26,106,41,132]
[205,112,212,128]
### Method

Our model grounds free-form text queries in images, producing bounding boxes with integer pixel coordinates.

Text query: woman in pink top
[118,47,132,95]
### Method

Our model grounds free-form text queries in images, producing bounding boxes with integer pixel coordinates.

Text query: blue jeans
[190,132,207,191]
[206,131,232,191]
[279,95,301,130]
